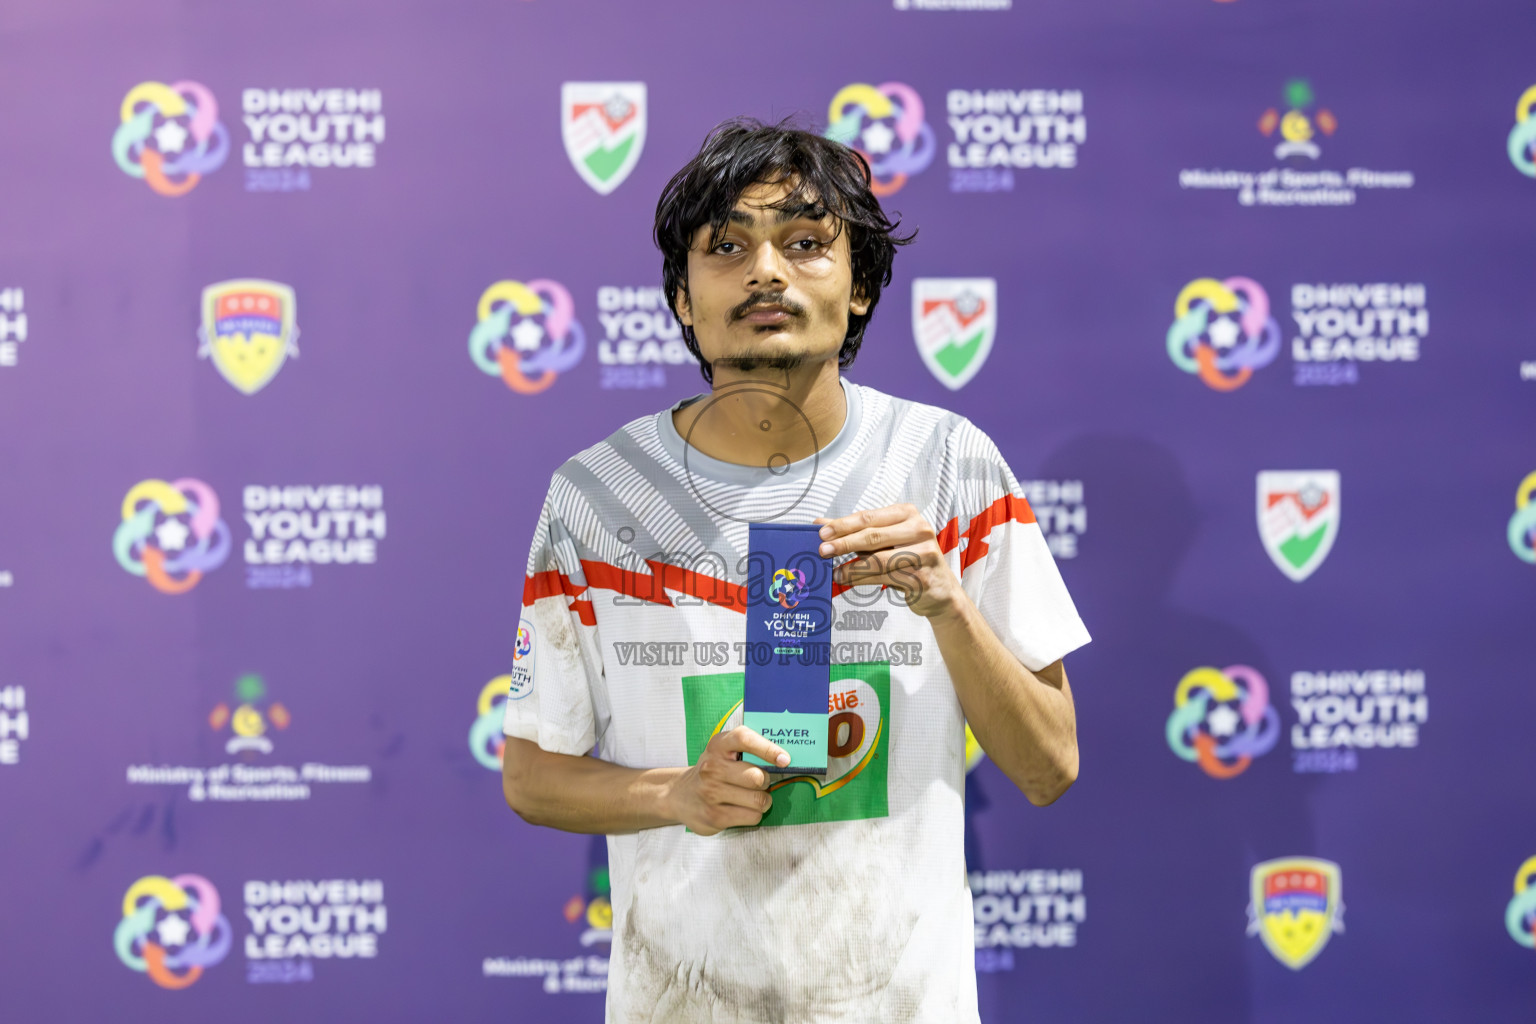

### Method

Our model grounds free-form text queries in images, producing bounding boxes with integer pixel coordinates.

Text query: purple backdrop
[1,0,1535,1020]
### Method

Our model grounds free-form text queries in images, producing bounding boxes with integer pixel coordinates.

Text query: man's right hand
[664,727,790,836]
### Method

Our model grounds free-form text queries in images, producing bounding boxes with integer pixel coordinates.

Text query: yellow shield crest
[1248,857,1343,969]
[198,279,298,394]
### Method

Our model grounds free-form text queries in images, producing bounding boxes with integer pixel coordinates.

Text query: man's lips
[739,306,793,324]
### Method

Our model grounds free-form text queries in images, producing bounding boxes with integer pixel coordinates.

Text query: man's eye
[713,241,741,254]
[790,238,826,252]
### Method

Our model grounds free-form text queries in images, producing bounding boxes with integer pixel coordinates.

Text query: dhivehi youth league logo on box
[1257,471,1339,582]
[561,83,646,195]
[1247,858,1343,969]
[912,278,995,390]
[198,279,298,394]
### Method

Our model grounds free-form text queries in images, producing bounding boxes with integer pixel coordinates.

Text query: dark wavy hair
[654,117,916,383]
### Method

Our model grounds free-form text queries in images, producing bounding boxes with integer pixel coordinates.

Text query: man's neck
[672,359,847,468]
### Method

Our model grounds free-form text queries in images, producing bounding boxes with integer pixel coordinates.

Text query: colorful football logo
[113,478,231,594]
[469,674,512,770]
[1258,471,1340,582]
[1167,277,1280,391]
[561,82,646,195]
[1166,665,1279,778]
[1258,79,1336,161]
[112,81,229,196]
[768,567,807,609]
[825,82,935,196]
[1505,856,1536,948]
[912,278,996,391]
[469,279,586,394]
[1247,858,1343,970]
[114,874,232,989]
[1508,86,1536,177]
[198,279,299,395]
[209,673,290,756]
[1507,471,1536,564]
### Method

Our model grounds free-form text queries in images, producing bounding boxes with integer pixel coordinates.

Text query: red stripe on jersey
[939,492,1037,572]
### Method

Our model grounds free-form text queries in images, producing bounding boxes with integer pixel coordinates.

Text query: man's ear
[850,286,870,318]
[675,286,693,327]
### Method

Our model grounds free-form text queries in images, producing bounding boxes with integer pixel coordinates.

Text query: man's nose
[743,241,788,290]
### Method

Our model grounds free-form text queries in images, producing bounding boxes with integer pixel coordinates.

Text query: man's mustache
[729,292,808,322]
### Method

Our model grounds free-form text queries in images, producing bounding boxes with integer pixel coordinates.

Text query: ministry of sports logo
[562,83,646,195]
[1506,857,1536,948]
[210,673,290,756]
[825,83,935,196]
[1508,472,1536,564]
[1247,858,1343,970]
[112,81,229,196]
[913,278,995,390]
[1167,277,1280,391]
[1258,471,1340,582]
[1259,79,1336,161]
[115,874,232,989]
[114,478,231,594]
[1507,86,1536,177]
[469,280,586,394]
[198,279,299,394]
[1165,665,1279,778]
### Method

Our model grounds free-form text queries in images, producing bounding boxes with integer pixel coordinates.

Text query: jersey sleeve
[501,484,606,756]
[948,422,1091,672]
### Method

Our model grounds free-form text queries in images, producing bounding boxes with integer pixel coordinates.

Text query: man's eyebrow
[722,202,827,228]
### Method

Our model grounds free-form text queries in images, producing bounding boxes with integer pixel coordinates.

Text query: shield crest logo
[912,278,996,390]
[1257,470,1340,582]
[561,82,646,195]
[1248,857,1343,969]
[197,279,298,395]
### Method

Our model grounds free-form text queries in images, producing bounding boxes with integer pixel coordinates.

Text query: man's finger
[814,505,911,544]
[820,520,934,558]
[713,726,790,768]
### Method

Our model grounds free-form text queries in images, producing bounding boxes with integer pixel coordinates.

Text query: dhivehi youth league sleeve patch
[507,620,536,700]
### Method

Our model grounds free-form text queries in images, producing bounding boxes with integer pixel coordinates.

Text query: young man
[502,119,1089,1022]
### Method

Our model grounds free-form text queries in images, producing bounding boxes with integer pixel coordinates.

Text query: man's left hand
[815,503,963,620]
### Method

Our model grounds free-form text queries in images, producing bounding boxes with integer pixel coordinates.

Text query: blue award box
[744,522,832,774]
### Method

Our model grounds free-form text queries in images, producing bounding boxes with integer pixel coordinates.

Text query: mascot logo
[469,279,586,393]
[825,82,935,196]
[1258,471,1340,582]
[1258,79,1336,161]
[469,674,512,770]
[112,81,229,196]
[1508,86,1536,178]
[198,279,299,395]
[1247,858,1343,969]
[1505,856,1536,949]
[561,82,646,195]
[1167,277,1280,391]
[1166,665,1279,778]
[913,278,996,391]
[1507,471,1536,564]
[768,567,807,609]
[209,673,290,755]
[113,478,231,594]
[114,874,232,989]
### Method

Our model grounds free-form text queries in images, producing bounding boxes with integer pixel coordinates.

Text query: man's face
[676,179,869,376]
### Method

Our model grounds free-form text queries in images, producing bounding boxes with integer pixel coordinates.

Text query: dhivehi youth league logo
[114,478,231,594]
[768,568,807,609]
[1508,472,1536,564]
[1167,277,1280,391]
[1257,471,1340,582]
[1507,86,1536,178]
[912,278,995,390]
[112,81,229,196]
[469,279,586,393]
[1247,858,1343,970]
[1505,856,1536,948]
[561,82,646,195]
[198,279,298,394]
[1165,665,1279,778]
[115,874,232,989]
[469,674,512,769]
[825,83,935,196]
